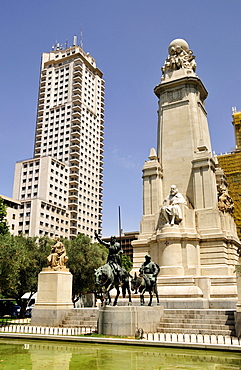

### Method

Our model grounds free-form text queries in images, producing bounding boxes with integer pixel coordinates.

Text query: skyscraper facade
[12,38,105,239]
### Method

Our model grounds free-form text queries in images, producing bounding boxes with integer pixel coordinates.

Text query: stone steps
[59,308,98,328]
[161,310,234,315]
[61,320,95,327]
[62,315,96,321]
[156,327,235,336]
[157,309,236,336]
[162,316,233,325]
[158,323,235,330]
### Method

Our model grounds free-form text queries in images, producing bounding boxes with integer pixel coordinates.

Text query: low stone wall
[98,306,163,336]
[31,308,71,327]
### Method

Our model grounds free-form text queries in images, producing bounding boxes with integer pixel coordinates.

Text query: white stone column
[192,151,217,209]
[142,148,162,217]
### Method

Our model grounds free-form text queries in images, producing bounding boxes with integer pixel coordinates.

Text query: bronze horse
[131,272,160,306]
[94,263,132,306]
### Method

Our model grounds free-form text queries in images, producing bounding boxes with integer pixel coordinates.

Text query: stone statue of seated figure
[160,185,186,225]
[47,237,68,270]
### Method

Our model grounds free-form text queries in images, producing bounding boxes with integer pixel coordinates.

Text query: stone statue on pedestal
[132,38,240,303]
[160,185,186,225]
[47,237,68,270]
[32,237,73,326]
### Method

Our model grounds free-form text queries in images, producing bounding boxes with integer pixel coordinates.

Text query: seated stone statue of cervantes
[160,185,186,225]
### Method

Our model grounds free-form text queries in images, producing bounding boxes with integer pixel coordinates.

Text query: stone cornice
[154,76,208,101]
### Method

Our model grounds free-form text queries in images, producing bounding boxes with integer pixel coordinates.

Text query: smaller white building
[0,194,21,235]
[12,156,70,238]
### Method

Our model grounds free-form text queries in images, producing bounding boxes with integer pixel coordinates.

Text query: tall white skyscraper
[12,38,105,239]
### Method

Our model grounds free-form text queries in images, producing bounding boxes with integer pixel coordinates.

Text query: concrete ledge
[0,332,240,352]
[116,297,238,309]
[98,306,163,336]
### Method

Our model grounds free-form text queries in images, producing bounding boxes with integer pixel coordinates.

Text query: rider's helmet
[145,254,151,260]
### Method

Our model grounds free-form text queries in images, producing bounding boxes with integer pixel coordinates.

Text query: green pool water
[0,338,241,370]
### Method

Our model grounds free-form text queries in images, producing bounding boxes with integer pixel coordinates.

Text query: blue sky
[0,0,241,237]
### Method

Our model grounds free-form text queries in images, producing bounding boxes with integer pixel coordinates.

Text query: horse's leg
[100,291,104,307]
[127,283,132,306]
[102,290,108,306]
[148,290,153,306]
[113,285,120,306]
[105,283,112,305]
[140,287,145,306]
[122,282,126,299]
[155,284,160,305]
[107,290,111,305]
[123,281,132,306]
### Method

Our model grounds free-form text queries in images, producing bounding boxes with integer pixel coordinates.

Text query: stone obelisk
[132,39,240,308]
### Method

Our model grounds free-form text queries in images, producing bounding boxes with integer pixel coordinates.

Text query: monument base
[98,306,163,336]
[235,312,241,338]
[156,275,237,301]
[235,263,241,337]
[151,298,237,309]
[116,297,237,309]
[31,268,73,327]
[31,308,72,327]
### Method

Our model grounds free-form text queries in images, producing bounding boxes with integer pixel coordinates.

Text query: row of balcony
[72,121,81,130]
[73,75,82,83]
[73,69,82,78]
[69,178,78,186]
[70,143,80,151]
[72,96,81,105]
[74,63,82,70]
[72,110,81,118]
[72,117,81,124]
[70,157,79,166]
[72,104,81,112]
[72,87,82,96]
[73,81,82,90]
[40,79,46,87]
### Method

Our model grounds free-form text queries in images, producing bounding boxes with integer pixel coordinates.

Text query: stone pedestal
[31,268,73,326]
[235,264,241,337]
[98,306,163,336]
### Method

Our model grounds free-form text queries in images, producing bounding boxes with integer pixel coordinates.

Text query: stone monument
[132,39,241,308]
[31,237,73,326]
[235,248,241,336]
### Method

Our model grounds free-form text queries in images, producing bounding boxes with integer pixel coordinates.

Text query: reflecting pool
[0,338,241,370]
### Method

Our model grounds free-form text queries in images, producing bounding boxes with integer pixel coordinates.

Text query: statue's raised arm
[94,231,110,247]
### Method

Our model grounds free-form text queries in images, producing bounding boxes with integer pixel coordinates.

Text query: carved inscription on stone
[168,89,182,103]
